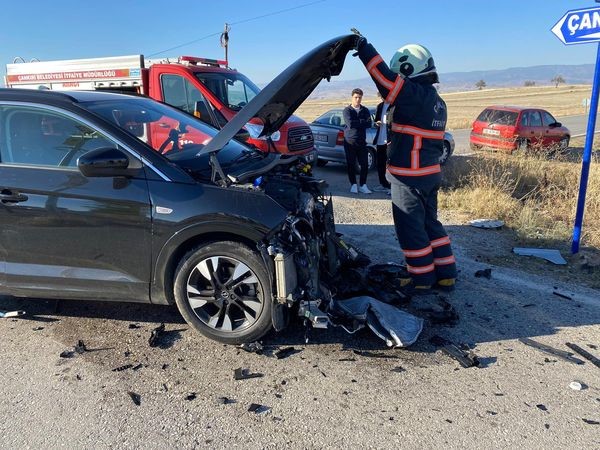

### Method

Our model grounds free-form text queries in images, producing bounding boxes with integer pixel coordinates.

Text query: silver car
[310,107,455,168]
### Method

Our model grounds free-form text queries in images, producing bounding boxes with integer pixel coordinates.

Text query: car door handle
[0,191,28,203]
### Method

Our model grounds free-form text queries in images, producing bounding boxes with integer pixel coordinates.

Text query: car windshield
[195,72,260,111]
[82,96,221,158]
[477,109,518,126]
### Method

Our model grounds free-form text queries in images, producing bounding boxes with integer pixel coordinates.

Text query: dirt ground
[1,162,599,448]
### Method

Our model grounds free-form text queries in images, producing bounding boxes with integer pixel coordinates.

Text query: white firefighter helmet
[390,44,439,83]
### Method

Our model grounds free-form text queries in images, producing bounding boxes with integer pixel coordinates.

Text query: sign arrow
[552,6,600,45]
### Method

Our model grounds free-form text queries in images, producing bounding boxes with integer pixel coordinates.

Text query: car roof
[0,88,138,104]
[484,105,540,112]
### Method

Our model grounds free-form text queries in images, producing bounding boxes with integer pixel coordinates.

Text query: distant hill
[308,64,595,99]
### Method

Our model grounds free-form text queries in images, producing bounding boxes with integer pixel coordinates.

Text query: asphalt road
[1,165,599,448]
[451,114,598,155]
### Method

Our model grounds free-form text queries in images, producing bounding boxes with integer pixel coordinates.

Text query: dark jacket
[373,101,385,145]
[358,43,446,182]
[342,105,372,145]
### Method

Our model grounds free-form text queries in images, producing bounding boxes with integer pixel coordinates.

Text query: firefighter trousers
[387,173,457,286]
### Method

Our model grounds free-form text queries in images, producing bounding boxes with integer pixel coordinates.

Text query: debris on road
[569,381,587,391]
[331,296,423,348]
[128,391,141,406]
[274,347,302,359]
[474,268,492,279]
[391,366,406,373]
[59,340,90,359]
[469,219,504,229]
[441,343,481,368]
[148,323,166,347]
[519,338,585,365]
[248,403,271,415]
[536,404,548,412]
[415,296,459,326]
[186,393,197,401]
[240,341,264,354]
[512,248,567,265]
[128,323,141,329]
[582,418,600,425]
[0,309,26,319]
[112,364,134,372]
[217,396,236,405]
[552,289,573,300]
[565,342,600,369]
[234,368,264,380]
[352,350,401,359]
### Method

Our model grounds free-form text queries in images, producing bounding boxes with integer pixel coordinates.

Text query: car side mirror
[78,147,141,177]
[553,122,562,128]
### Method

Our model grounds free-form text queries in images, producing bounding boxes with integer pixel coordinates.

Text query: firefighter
[354,36,457,291]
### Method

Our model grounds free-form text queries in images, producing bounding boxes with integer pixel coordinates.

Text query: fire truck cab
[5,55,315,159]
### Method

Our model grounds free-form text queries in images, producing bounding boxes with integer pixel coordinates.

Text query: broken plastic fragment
[474,268,492,279]
[239,341,264,354]
[512,248,567,265]
[441,343,480,368]
[128,391,141,406]
[248,403,271,414]
[148,323,166,347]
[569,381,587,391]
[234,368,264,380]
[217,396,236,405]
[186,393,197,401]
[469,219,504,229]
[112,364,133,372]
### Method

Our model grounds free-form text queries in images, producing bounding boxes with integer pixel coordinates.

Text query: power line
[147,0,326,57]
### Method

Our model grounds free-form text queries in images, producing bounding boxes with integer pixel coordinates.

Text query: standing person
[343,88,372,194]
[353,36,457,291]
[372,91,392,194]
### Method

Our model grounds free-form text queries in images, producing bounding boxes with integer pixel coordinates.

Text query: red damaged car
[470,106,570,153]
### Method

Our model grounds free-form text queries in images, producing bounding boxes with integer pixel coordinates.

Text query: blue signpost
[552,6,600,253]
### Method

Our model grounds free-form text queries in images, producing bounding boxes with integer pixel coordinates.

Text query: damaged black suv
[0,36,357,343]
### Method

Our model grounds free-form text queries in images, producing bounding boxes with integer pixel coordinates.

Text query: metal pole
[571,42,600,253]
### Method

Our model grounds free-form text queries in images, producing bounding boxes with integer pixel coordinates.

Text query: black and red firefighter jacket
[357,42,456,285]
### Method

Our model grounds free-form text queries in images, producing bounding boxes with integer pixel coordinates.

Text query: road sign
[553,8,600,253]
[552,6,600,45]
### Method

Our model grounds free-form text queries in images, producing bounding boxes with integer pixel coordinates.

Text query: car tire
[440,140,453,165]
[356,148,376,171]
[559,136,570,151]
[316,159,328,167]
[173,241,273,344]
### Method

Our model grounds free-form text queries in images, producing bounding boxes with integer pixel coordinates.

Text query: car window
[314,112,333,125]
[477,108,518,125]
[520,112,528,126]
[330,112,344,127]
[541,111,556,126]
[0,106,118,168]
[529,111,542,127]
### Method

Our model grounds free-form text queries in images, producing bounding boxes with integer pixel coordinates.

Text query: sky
[1,0,599,85]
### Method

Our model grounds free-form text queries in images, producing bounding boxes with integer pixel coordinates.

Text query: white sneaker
[359,184,372,194]
[350,184,358,194]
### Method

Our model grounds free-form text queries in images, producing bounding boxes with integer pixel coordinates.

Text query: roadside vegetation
[440,141,600,249]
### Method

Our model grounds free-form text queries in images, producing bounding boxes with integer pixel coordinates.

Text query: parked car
[0,35,358,344]
[469,106,570,153]
[310,107,455,168]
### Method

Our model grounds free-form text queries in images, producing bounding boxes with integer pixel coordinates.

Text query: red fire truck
[5,55,315,159]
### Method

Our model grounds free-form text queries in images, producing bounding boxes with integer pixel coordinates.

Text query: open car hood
[201,34,356,154]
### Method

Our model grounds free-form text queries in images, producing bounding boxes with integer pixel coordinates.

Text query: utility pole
[221,23,230,66]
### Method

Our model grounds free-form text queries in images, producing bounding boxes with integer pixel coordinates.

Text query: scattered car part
[234,368,264,380]
[582,418,600,425]
[331,296,423,347]
[128,392,141,406]
[217,396,236,405]
[536,404,548,412]
[112,364,134,372]
[248,403,271,414]
[475,268,492,279]
[519,338,585,365]
[299,300,330,329]
[441,344,481,368]
[565,342,600,369]
[569,381,587,391]
[552,290,573,300]
[352,350,401,359]
[186,393,197,401]
[0,309,25,318]
[469,219,504,229]
[148,323,166,347]
[391,366,406,373]
[74,340,87,354]
[512,248,567,265]
[239,342,264,354]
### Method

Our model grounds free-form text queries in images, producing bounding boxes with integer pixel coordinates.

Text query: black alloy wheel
[173,241,273,344]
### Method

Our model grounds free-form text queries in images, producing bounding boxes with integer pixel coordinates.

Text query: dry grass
[297,85,593,130]
[439,150,600,249]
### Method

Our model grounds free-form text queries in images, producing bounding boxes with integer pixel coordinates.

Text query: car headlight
[244,123,281,142]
